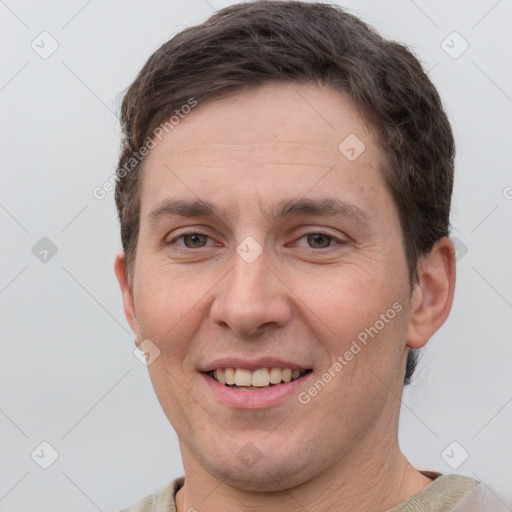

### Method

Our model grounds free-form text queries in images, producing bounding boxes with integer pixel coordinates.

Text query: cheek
[133,260,214,362]
[288,264,410,380]
[290,263,401,330]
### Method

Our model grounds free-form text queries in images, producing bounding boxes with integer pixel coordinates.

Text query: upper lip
[201,357,311,372]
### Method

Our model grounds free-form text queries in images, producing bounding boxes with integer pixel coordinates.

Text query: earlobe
[114,252,141,345]
[406,237,456,349]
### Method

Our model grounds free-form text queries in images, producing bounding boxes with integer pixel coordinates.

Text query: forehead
[140,82,389,221]
[149,82,378,158]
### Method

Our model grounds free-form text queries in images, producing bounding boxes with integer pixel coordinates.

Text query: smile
[207,367,311,389]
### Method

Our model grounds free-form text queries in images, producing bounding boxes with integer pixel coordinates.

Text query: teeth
[216,369,226,385]
[224,368,235,385]
[269,367,282,384]
[234,368,252,386]
[211,367,307,387]
[251,368,270,387]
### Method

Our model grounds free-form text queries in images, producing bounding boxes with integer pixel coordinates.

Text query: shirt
[117,471,509,511]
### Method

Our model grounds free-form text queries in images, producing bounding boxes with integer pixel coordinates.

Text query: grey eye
[183,234,208,248]
[306,233,333,248]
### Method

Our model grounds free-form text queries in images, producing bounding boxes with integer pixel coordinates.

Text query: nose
[209,246,292,337]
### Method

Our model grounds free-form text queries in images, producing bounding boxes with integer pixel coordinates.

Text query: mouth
[206,367,312,390]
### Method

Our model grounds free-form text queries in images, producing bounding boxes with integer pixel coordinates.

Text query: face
[118,83,423,491]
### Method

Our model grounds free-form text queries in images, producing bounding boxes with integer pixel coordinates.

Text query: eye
[295,231,343,249]
[306,233,334,249]
[168,231,214,249]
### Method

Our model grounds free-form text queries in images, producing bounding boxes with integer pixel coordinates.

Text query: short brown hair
[115,0,455,384]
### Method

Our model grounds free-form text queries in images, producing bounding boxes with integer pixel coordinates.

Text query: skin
[115,82,456,512]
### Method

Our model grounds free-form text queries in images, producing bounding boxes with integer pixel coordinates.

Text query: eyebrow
[272,198,370,226]
[147,198,238,225]
[147,197,370,227]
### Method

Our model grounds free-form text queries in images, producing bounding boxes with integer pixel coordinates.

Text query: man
[113,1,503,510]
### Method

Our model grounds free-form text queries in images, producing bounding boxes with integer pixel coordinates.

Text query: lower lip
[201,372,312,409]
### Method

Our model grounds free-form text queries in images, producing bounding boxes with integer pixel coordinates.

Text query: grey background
[1,0,511,511]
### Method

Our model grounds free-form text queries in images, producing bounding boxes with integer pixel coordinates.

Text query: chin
[203,444,314,492]
[222,467,311,493]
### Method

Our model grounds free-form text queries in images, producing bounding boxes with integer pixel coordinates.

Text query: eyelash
[167,231,219,249]
[167,230,344,250]
[294,231,342,249]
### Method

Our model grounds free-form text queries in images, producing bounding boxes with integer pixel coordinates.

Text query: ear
[406,237,456,349]
[114,251,142,348]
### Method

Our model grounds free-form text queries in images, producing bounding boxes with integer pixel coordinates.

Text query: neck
[175,428,432,512]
